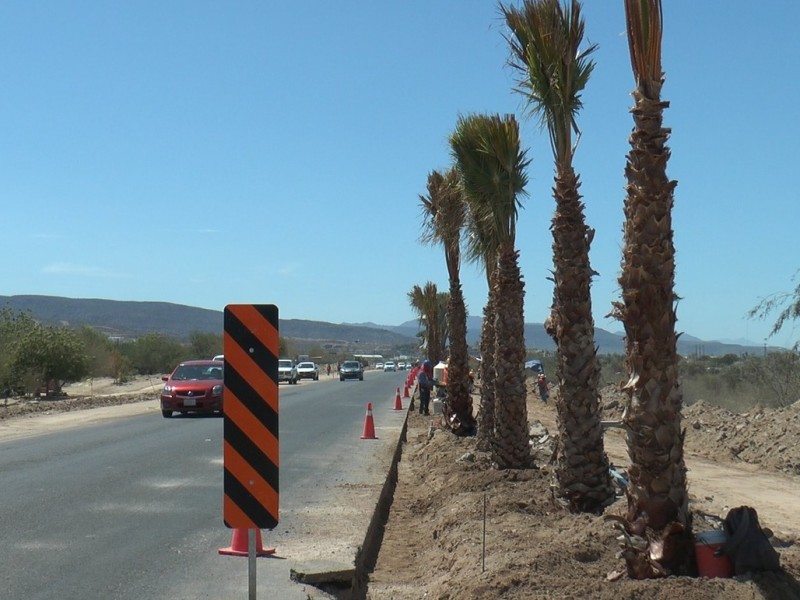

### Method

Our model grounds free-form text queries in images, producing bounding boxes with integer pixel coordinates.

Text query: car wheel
[359,375,364,381]
[162,410,173,418]
[340,377,344,381]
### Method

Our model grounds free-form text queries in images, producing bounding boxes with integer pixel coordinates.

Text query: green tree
[502,0,613,512]
[75,326,116,378]
[0,309,39,392]
[450,113,530,469]
[122,333,186,375]
[12,324,89,394]
[610,0,691,578]
[189,331,222,359]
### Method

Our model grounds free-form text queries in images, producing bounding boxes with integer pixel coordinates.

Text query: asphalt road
[0,369,410,599]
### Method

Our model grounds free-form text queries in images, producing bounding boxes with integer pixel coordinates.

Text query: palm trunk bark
[491,243,530,469]
[446,279,475,434]
[616,83,690,577]
[476,283,497,451]
[548,168,614,512]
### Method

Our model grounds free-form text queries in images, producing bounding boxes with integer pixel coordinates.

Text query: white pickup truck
[278,359,298,384]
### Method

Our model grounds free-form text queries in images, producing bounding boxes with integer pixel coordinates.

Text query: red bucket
[695,529,733,578]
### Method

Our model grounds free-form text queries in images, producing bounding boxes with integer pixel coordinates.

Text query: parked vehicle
[160,359,224,418]
[383,361,397,372]
[340,360,364,381]
[296,361,319,380]
[278,359,299,384]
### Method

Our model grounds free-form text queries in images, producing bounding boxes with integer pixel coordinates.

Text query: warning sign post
[219,304,280,597]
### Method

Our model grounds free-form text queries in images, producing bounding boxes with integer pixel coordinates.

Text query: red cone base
[361,402,377,439]
[218,528,276,557]
[393,388,403,411]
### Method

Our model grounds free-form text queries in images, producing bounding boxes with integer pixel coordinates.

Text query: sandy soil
[366,381,800,600]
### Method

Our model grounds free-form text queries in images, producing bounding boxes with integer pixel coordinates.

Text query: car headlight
[162,385,173,394]
[212,384,223,395]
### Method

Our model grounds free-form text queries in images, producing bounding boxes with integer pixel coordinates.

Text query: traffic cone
[394,388,403,411]
[403,384,410,399]
[218,528,276,557]
[361,402,377,439]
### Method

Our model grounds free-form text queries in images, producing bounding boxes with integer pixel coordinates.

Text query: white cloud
[42,263,130,278]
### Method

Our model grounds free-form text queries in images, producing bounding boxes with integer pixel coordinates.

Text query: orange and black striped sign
[222,304,279,529]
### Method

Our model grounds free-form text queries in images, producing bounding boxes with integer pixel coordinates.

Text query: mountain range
[0,294,770,357]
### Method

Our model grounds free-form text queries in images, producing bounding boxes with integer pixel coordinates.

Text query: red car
[160,359,223,418]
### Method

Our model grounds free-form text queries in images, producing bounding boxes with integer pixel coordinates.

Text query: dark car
[339,360,364,381]
[160,359,224,418]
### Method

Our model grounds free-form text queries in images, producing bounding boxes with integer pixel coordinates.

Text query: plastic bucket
[695,529,733,578]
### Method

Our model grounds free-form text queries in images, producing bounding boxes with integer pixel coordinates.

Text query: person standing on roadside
[417,359,435,416]
[537,373,549,403]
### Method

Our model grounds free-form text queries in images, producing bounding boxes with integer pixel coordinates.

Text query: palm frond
[449,113,529,247]
[419,168,465,279]
[501,0,597,165]
[624,0,663,92]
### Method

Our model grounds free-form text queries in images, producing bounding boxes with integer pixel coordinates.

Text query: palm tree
[408,282,445,365]
[450,113,530,469]
[419,168,476,434]
[502,0,614,512]
[610,0,691,578]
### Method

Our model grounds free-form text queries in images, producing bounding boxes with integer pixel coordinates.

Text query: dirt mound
[596,382,800,476]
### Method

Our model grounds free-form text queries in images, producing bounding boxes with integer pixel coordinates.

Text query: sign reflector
[222,304,279,529]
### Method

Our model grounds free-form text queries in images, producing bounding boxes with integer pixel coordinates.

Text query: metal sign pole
[248,529,256,599]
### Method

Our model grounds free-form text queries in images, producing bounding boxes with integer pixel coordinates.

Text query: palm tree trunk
[476,286,497,451]
[446,279,475,433]
[549,168,614,512]
[617,84,689,576]
[491,244,530,469]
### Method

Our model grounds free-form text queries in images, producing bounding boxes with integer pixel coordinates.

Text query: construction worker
[537,373,549,403]
[417,359,435,416]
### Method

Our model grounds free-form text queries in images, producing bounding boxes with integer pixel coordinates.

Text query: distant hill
[380,317,769,357]
[0,295,771,357]
[0,295,415,353]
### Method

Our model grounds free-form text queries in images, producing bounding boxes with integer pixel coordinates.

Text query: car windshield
[298,362,314,368]
[172,365,223,381]
[279,360,293,368]
[343,362,360,368]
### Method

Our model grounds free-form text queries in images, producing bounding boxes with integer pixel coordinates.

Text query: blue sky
[1,1,797,348]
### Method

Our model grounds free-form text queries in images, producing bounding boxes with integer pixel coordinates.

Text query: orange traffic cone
[218,528,276,557]
[394,388,403,411]
[361,402,377,439]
